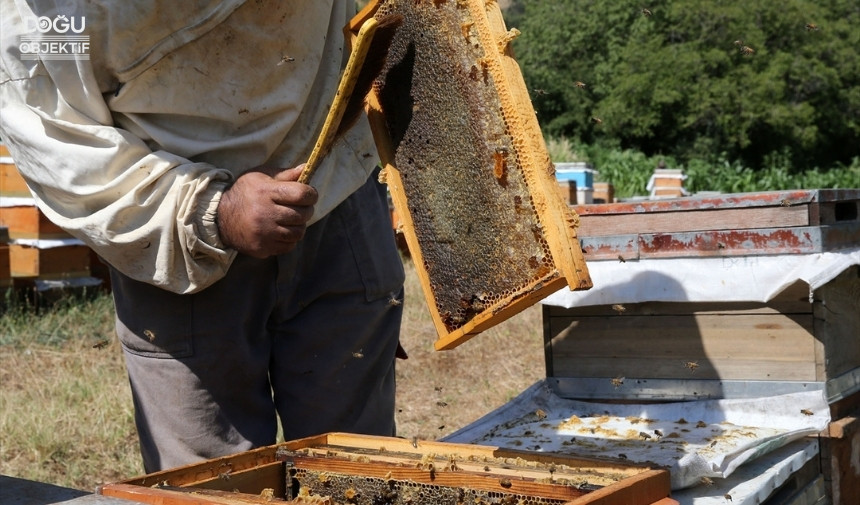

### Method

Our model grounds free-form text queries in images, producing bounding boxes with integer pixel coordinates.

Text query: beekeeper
[0,0,405,472]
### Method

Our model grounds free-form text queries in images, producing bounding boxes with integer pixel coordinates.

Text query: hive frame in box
[98,432,674,505]
[350,0,591,350]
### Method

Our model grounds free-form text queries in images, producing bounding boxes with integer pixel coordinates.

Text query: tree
[505,0,860,170]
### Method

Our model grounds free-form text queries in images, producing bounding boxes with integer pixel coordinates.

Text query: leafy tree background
[504,0,860,175]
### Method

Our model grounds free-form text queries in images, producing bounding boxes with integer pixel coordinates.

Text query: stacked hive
[0,143,99,292]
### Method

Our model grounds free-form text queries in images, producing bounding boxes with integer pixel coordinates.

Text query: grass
[0,258,545,492]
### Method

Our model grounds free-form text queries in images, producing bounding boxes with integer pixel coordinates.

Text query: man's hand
[216,166,318,258]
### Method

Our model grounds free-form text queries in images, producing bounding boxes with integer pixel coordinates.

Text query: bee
[532,88,548,96]
[574,81,587,89]
[780,198,792,207]
[617,453,628,460]
[260,488,275,500]
[591,116,603,125]
[411,436,419,448]
[492,146,509,181]
[499,478,512,489]
[724,493,733,502]
[684,360,700,372]
[641,8,652,17]
[436,401,448,407]
[639,431,652,440]
[805,23,819,31]
[438,425,446,430]
[618,255,626,263]
[434,386,443,392]
[696,420,708,428]
[278,55,295,66]
[739,45,755,55]
[701,477,714,486]
[611,376,625,389]
[352,349,364,358]
[535,409,547,420]
[461,22,474,41]
[733,39,744,47]
[92,339,109,349]
[143,329,156,342]
[611,304,626,313]
[387,294,402,306]
[800,408,814,416]
[238,108,249,114]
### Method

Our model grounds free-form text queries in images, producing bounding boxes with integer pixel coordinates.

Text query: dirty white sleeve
[0,67,237,294]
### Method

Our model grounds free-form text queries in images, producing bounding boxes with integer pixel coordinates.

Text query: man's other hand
[216,166,318,257]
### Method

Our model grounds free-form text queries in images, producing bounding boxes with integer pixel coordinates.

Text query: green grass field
[0,258,545,491]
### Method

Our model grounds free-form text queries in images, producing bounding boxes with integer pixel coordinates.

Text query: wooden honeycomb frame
[352,0,591,350]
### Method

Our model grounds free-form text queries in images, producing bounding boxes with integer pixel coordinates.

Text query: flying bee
[532,88,548,96]
[739,45,755,55]
[641,8,652,17]
[387,294,402,306]
[805,23,819,31]
[611,304,626,313]
[591,116,603,124]
[352,350,364,359]
[800,408,814,416]
[278,55,295,66]
[574,81,587,89]
[92,339,110,349]
[733,39,744,47]
[611,376,625,389]
[684,360,700,372]
[654,429,663,437]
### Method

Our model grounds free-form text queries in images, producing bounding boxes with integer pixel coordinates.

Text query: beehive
[354,0,591,349]
[98,433,673,505]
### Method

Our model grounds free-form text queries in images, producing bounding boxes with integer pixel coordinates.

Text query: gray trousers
[110,175,405,472]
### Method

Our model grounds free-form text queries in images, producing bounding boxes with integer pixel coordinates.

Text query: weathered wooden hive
[356,0,591,350]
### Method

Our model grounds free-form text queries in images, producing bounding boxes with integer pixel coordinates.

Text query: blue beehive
[554,162,595,189]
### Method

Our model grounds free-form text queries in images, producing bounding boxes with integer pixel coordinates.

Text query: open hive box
[352,0,591,350]
[98,433,673,505]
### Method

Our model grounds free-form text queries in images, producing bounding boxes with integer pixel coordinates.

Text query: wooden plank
[576,205,810,237]
[573,190,859,217]
[819,414,860,505]
[0,205,71,239]
[579,223,860,260]
[548,313,817,381]
[565,469,671,505]
[0,159,31,197]
[0,243,11,288]
[99,483,286,505]
[9,244,90,278]
[814,265,860,381]
[188,462,284,495]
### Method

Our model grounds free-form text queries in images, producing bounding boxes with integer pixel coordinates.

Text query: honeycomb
[360,0,590,348]
[288,469,568,505]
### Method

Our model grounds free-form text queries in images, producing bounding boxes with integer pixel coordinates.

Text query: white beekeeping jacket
[0,0,379,293]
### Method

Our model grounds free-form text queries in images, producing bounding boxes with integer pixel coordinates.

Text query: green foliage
[507,0,860,172]
[553,138,860,198]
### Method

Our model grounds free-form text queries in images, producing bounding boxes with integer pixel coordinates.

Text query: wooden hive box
[99,433,675,505]
[544,189,860,403]
[353,0,591,350]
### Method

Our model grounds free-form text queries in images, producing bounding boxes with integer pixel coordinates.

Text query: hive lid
[352,0,591,350]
